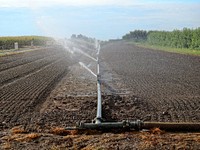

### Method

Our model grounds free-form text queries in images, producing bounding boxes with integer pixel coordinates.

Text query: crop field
[0,40,200,149]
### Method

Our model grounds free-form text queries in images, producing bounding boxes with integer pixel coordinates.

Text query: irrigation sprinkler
[66,41,200,132]
[75,41,144,130]
[78,41,103,124]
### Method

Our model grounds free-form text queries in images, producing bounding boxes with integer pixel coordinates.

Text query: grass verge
[127,41,200,56]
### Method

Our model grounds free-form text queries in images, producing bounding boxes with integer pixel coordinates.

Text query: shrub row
[122,28,200,50]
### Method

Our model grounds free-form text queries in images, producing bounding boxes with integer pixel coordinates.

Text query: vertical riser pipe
[96,47,102,124]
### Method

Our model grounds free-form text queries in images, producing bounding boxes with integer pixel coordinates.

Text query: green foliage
[123,28,200,50]
[122,30,148,42]
[191,28,200,49]
[0,36,54,50]
[147,28,200,50]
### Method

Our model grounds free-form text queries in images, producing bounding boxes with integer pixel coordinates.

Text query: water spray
[64,46,74,54]
[75,47,97,62]
[79,62,97,78]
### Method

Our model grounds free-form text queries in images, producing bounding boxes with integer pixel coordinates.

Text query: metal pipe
[96,44,100,55]
[143,122,200,131]
[77,41,102,123]
[66,120,200,132]
[95,53,102,124]
[79,120,142,130]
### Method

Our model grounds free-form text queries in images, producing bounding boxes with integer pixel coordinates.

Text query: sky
[0,0,200,40]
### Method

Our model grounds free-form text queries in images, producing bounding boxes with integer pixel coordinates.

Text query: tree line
[0,36,54,50]
[71,34,95,43]
[122,30,148,42]
[122,28,200,50]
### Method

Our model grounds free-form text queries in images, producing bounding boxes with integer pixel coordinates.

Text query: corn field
[0,36,54,50]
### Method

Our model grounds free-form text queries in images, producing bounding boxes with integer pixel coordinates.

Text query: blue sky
[0,0,200,40]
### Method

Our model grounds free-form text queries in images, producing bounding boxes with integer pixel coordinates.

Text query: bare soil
[0,41,200,149]
[100,41,200,123]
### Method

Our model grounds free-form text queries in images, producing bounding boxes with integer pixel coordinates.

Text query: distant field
[0,36,54,55]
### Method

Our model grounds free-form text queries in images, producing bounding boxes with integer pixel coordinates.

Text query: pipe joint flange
[97,74,101,81]
[122,120,130,128]
[93,117,104,123]
[135,120,143,130]
[78,121,86,129]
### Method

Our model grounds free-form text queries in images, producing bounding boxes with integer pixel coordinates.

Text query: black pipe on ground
[66,120,200,132]
[143,122,200,131]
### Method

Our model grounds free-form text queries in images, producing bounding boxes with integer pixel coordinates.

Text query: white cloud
[1,0,199,39]
[0,0,139,8]
[0,0,29,8]
[1,0,198,10]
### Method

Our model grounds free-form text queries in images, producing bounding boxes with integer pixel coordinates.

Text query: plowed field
[100,41,200,123]
[0,41,200,149]
[0,46,74,129]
